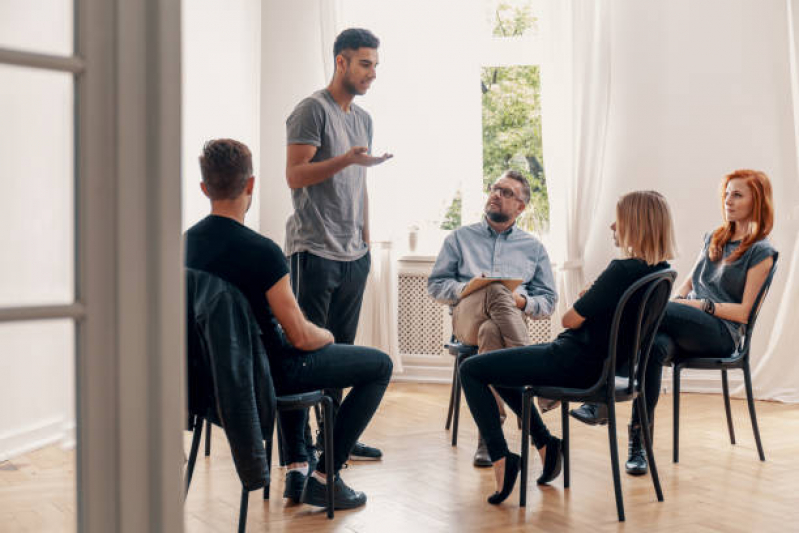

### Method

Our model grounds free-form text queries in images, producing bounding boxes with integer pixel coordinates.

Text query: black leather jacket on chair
[186,268,277,490]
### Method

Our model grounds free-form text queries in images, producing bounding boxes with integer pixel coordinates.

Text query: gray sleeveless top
[688,233,776,347]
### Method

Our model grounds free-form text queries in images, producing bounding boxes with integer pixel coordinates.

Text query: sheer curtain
[744,0,799,403]
[540,0,612,321]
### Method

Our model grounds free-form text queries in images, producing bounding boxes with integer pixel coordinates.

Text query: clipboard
[460,277,524,299]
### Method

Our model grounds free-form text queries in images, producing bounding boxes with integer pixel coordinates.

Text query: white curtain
[744,0,799,403]
[540,0,612,320]
[355,242,402,372]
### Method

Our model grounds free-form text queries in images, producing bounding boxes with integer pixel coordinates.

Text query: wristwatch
[701,299,716,315]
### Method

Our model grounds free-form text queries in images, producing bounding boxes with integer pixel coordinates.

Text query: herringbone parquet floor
[2,382,798,532]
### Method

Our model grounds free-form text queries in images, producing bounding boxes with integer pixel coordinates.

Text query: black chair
[521,269,676,522]
[444,339,478,446]
[672,254,778,463]
[184,269,335,530]
[185,394,336,527]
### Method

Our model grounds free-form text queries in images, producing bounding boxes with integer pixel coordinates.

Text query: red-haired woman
[572,169,777,476]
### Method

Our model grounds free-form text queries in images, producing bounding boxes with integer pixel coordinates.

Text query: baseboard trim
[0,417,68,461]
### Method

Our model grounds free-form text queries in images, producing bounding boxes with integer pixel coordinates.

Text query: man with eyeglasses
[428,170,557,466]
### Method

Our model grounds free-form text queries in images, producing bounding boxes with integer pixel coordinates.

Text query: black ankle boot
[625,423,649,476]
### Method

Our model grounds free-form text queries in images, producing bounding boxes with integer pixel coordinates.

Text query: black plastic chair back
[735,252,779,362]
[585,268,676,401]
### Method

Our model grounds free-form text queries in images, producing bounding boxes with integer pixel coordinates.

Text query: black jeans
[630,301,736,428]
[459,342,602,462]
[273,343,392,474]
[290,251,371,413]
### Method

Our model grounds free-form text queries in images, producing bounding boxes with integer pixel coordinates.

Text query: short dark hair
[501,170,531,205]
[199,139,252,200]
[333,28,380,58]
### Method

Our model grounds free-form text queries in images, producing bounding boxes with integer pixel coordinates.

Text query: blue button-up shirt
[427,218,557,317]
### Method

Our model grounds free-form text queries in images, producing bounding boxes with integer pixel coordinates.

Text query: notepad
[460,277,524,299]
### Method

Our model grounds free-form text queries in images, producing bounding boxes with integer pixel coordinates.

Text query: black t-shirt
[185,215,290,357]
[555,258,670,364]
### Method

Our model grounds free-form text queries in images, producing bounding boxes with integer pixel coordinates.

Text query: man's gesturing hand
[346,146,393,167]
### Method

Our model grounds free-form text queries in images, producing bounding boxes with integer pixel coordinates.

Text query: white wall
[259,0,327,248]
[182,0,262,231]
[584,0,799,388]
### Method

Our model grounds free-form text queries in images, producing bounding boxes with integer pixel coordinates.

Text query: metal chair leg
[238,487,249,533]
[451,355,462,447]
[204,414,212,457]
[607,401,625,522]
[445,359,458,430]
[673,365,681,463]
[638,395,663,501]
[185,417,203,496]
[561,401,570,488]
[264,437,272,500]
[743,365,766,461]
[721,369,736,445]
[520,389,531,507]
[322,396,335,519]
[276,414,286,467]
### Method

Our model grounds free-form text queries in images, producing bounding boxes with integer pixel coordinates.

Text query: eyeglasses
[489,185,522,202]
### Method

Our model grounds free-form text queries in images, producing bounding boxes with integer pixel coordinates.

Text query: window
[442,0,548,236]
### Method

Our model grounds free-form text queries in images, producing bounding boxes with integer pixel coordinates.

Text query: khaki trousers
[453,283,529,420]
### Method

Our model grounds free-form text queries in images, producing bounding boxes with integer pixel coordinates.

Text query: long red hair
[708,169,774,263]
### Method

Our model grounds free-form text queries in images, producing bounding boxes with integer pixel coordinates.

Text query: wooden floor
[2,383,799,532]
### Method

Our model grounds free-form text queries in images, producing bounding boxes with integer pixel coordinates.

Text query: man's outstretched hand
[346,146,393,167]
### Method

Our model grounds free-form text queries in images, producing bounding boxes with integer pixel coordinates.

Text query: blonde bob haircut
[615,190,677,265]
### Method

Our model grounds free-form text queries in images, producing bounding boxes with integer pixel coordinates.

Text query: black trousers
[273,344,392,472]
[289,251,371,442]
[459,342,602,462]
[630,301,735,428]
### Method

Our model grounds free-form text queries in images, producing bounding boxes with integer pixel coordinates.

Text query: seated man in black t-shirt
[185,138,393,510]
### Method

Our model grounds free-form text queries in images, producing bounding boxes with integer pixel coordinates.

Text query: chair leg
[452,356,462,447]
[520,389,531,507]
[322,397,335,519]
[637,395,663,502]
[204,415,212,457]
[561,401,570,489]
[721,369,736,445]
[607,401,625,522]
[238,487,249,533]
[445,359,458,430]
[185,418,203,497]
[276,414,286,467]
[743,364,766,461]
[673,365,681,463]
[264,437,272,500]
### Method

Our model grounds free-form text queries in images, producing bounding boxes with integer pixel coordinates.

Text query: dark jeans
[273,343,392,474]
[290,251,371,415]
[459,342,602,462]
[630,301,736,428]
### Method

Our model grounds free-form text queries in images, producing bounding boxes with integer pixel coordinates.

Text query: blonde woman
[459,190,677,505]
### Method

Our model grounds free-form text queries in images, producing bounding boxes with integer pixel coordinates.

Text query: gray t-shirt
[285,89,373,261]
[689,233,777,347]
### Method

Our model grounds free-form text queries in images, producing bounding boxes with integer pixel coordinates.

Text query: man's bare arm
[266,275,334,351]
[286,144,393,189]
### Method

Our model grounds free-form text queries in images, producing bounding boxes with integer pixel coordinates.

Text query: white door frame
[0,1,184,531]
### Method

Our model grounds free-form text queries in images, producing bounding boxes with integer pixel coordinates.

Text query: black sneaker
[349,441,382,461]
[301,473,367,509]
[283,454,317,503]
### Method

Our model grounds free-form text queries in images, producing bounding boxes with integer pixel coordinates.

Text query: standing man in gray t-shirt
[285,28,392,462]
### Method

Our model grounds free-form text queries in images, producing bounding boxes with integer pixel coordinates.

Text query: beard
[342,75,365,96]
[486,210,510,223]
